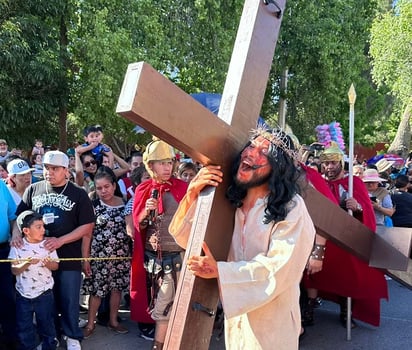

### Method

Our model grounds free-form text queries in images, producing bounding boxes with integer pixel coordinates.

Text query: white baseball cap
[43,151,69,168]
[7,159,35,175]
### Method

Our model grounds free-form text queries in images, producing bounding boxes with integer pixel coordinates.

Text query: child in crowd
[66,148,76,182]
[31,153,44,181]
[79,125,111,165]
[31,139,45,155]
[177,161,198,183]
[9,210,59,350]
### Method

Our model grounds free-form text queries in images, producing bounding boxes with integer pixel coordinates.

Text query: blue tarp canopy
[191,92,267,126]
[133,92,267,134]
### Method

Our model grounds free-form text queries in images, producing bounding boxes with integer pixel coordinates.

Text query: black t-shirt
[17,180,95,270]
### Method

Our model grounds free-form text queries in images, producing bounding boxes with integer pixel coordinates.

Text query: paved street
[78,279,412,349]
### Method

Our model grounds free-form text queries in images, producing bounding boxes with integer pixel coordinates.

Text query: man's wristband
[311,244,326,261]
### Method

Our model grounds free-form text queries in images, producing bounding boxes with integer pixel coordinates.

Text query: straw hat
[362,168,387,183]
[375,158,395,173]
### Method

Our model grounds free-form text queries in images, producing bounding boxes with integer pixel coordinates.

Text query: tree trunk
[59,106,68,151]
[58,11,69,151]
[387,97,412,158]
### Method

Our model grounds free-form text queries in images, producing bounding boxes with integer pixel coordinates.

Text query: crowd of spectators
[1,131,412,350]
[0,131,201,350]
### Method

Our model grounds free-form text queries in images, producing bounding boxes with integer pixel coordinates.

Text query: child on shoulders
[77,125,111,166]
[31,139,45,156]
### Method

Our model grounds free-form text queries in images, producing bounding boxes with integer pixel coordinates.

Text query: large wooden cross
[116,0,411,348]
[117,2,285,347]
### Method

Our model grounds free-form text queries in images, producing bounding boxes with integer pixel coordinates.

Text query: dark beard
[234,171,270,189]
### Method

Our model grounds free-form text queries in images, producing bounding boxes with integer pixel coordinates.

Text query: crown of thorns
[249,127,298,160]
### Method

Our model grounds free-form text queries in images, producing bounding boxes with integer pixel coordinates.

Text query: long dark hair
[80,151,97,180]
[93,166,123,199]
[226,129,301,224]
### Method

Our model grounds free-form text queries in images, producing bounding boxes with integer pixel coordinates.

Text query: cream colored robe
[170,194,315,350]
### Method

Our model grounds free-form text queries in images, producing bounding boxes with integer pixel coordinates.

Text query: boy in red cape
[130,138,187,350]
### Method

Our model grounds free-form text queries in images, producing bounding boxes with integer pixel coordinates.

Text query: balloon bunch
[315,121,345,151]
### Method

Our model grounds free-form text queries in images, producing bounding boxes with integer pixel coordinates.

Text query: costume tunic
[218,194,315,350]
[303,170,388,326]
[82,200,131,297]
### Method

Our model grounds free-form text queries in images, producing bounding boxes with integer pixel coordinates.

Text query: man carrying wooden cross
[169,127,316,350]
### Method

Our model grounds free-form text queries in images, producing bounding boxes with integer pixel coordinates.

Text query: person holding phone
[362,169,394,226]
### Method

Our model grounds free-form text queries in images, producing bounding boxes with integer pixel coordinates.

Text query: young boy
[32,139,45,156]
[79,125,111,165]
[9,210,59,350]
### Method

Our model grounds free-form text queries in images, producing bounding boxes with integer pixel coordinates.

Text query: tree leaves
[0,0,407,154]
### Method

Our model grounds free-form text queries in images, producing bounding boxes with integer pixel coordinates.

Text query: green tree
[68,2,146,156]
[68,0,243,156]
[0,0,68,149]
[0,0,394,155]
[269,0,387,146]
[370,0,412,156]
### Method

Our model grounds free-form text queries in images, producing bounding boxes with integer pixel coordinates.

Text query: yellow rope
[1,256,132,263]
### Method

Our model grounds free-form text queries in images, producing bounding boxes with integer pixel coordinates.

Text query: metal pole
[278,68,288,129]
[346,83,356,340]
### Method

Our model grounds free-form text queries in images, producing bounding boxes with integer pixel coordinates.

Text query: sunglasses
[83,160,97,168]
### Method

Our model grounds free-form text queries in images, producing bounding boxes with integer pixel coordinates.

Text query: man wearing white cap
[11,150,95,350]
[6,158,35,205]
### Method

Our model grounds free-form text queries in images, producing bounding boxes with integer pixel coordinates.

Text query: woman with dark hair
[75,150,130,194]
[75,151,99,193]
[81,166,133,338]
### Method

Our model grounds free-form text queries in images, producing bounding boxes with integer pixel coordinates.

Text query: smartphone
[370,196,377,202]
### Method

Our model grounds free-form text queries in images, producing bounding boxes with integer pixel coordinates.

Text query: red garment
[130,178,188,323]
[121,176,134,200]
[302,166,388,326]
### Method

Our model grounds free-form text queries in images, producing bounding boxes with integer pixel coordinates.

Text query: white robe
[219,194,315,350]
[170,193,315,350]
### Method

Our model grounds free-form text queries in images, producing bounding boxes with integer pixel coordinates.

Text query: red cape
[303,166,388,326]
[130,178,188,323]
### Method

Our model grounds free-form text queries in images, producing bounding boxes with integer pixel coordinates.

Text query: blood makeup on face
[240,137,270,169]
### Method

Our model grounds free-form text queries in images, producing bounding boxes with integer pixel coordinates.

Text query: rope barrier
[1,256,132,263]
